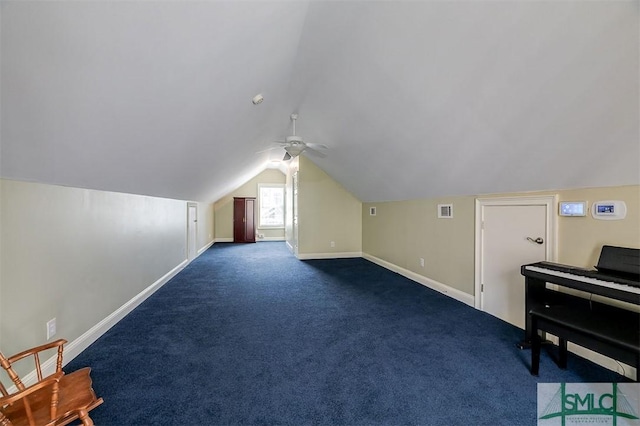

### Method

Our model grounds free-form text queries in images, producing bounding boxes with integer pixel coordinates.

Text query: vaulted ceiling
[2,1,638,203]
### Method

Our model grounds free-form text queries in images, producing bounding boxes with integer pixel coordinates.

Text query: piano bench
[529,302,640,380]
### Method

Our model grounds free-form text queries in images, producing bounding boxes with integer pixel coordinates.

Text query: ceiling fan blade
[256,146,280,154]
[283,152,292,161]
[305,142,328,150]
[256,141,289,154]
[305,148,327,158]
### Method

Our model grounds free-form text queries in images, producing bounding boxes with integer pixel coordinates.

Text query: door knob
[526,237,544,244]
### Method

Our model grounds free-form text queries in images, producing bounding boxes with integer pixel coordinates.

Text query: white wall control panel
[591,200,627,220]
[559,201,586,217]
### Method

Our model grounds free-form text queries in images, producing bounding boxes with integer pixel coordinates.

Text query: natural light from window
[258,184,284,228]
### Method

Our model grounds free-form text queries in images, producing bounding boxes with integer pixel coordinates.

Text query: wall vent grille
[438,204,453,218]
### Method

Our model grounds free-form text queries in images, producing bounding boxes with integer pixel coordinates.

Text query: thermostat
[592,200,627,220]
[559,201,586,217]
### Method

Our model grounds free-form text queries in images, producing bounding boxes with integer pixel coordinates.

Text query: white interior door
[477,198,554,329]
[292,171,299,256]
[187,204,197,261]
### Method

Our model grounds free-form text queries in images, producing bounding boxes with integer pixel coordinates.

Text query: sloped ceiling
[2,1,638,203]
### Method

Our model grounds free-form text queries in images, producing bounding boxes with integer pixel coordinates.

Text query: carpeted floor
[66,242,626,425]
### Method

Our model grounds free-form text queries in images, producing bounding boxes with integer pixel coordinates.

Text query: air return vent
[437,204,453,218]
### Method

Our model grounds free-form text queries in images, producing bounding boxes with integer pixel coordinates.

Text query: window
[258,184,285,228]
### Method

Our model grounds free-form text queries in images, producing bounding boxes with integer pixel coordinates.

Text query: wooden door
[233,197,256,243]
[233,198,243,242]
[244,198,255,242]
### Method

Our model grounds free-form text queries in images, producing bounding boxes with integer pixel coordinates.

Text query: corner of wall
[297,157,362,256]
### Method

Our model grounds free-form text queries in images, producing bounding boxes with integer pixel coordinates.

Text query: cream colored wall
[0,179,214,360]
[363,196,476,294]
[555,186,640,268]
[297,157,362,255]
[363,185,640,297]
[214,168,286,241]
[197,201,215,253]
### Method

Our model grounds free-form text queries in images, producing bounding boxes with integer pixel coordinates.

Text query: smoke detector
[252,94,264,105]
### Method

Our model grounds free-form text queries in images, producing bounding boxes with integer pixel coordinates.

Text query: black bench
[529,299,640,380]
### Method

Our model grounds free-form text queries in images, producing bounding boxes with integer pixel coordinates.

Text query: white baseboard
[63,258,189,365]
[542,335,637,381]
[298,251,362,260]
[362,253,475,307]
[64,258,189,364]
[361,254,636,380]
[14,247,633,392]
[570,344,636,380]
[197,240,214,255]
[11,258,190,392]
[214,237,285,243]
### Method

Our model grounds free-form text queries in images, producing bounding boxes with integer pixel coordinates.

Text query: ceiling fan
[264,113,328,161]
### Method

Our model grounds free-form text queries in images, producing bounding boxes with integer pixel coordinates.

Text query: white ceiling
[2,1,638,203]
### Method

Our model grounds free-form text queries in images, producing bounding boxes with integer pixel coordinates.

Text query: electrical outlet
[46,318,56,339]
[330,241,335,248]
[420,258,425,268]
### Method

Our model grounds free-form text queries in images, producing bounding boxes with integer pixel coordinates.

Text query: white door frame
[292,171,299,257]
[474,195,558,309]
[187,202,198,261]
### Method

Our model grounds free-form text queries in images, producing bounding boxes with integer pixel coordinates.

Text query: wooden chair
[0,339,103,426]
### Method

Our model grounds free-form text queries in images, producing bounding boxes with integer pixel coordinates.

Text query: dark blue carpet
[67,242,625,425]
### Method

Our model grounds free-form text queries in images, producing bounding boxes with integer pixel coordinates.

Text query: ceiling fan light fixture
[262,113,328,161]
[286,135,304,144]
[284,145,305,157]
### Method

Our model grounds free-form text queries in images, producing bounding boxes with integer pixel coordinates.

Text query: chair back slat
[33,353,42,382]
[0,340,102,426]
[0,410,14,425]
[0,382,8,398]
[0,351,25,391]
[0,365,9,398]
[1,340,68,392]
[55,344,64,375]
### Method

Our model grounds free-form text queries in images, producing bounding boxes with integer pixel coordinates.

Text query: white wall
[0,179,214,369]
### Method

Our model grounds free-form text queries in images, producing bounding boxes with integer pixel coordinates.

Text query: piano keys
[522,263,640,304]
[519,245,640,348]
[524,265,640,295]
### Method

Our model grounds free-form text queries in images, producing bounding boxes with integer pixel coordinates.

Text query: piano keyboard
[524,265,640,295]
